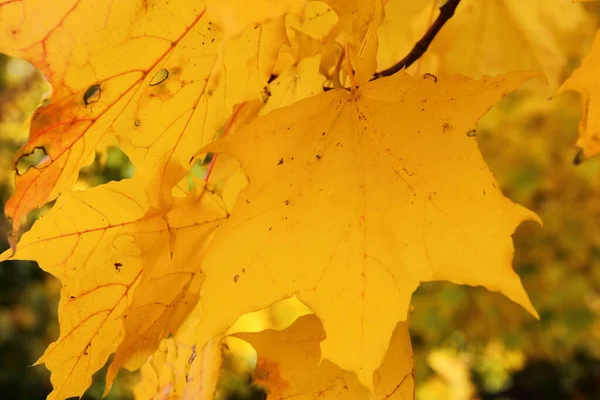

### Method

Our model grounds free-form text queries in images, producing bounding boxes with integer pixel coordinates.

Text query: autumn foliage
[0,0,598,399]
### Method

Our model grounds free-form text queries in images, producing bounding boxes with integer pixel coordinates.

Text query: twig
[371,0,462,80]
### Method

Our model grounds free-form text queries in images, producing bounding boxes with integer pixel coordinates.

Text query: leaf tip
[523,298,540,321]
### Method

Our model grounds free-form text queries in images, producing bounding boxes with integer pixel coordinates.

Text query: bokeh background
[1,4,600,399]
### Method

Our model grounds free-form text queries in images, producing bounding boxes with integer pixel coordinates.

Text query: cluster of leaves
[0,55,139,400]
[0,0,599,399]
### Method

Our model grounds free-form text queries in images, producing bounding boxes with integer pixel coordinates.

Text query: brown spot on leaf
[423,73,438,82]
[253,358,290,394]
[83,84,101,105]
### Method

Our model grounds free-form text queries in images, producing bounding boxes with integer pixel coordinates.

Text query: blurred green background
[1,11,600,399]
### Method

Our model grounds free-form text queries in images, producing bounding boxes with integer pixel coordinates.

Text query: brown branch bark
[371,0,462,81]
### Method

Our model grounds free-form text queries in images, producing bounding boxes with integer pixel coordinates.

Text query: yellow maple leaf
[133,338,222,400]
[0,179,149,399]
[271,7,340,87]
[234,314,414,399]
[325,0,385,84]
[105,181,228,393]
[134,338,191,400]
[556,29,600,161]
[0,177,227,399]
[206,0,305,37]
[195,71,539,388]
[133,296,311,400]
[261,54,325,115]
[0,0,287,238]
[134,338,222,400]
[376,0,431,73]
[414,0,592,89]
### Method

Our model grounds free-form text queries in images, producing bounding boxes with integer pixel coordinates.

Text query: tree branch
[371,0,462,81]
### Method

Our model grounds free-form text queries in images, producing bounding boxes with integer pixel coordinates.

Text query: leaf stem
[371,0,462,80]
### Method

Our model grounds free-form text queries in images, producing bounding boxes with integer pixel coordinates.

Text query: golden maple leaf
[134,337,222,400]
[0,177,228,399]
[194,71,540,388]
[261,54,325,115]
[402,0,592,89]
[0,178,149,399]
[104,180,228,393]
[557,29,600,161]
[235,314,413,399]
[324,0,384,84]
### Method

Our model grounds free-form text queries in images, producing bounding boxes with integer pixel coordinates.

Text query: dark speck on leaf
[277,158,284,165]
[233,274,239,283]
[284,200,290,205]
[423,73,438,82]
[83,84,101,105]
[442,122,453,132]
